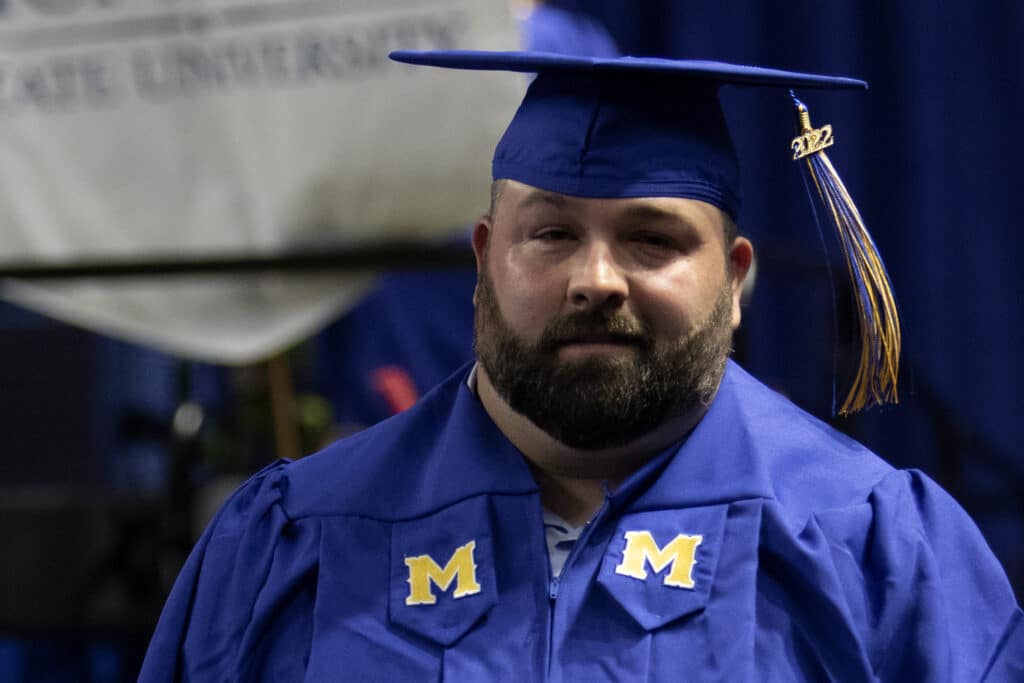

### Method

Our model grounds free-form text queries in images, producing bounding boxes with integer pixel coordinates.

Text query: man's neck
[474,365,708,526]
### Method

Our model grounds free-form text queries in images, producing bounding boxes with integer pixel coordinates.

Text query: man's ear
[471,217,492,307]
[728,236,754,329]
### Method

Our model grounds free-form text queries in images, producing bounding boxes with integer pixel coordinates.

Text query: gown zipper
[546,494,611,678]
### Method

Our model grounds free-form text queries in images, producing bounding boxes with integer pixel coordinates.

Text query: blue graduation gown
[140,361,1023,681]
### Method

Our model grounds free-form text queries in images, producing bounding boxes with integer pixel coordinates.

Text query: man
[140,52,1023,681]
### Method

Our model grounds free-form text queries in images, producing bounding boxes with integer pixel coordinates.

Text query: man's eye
[633,233,674,248]
[536,228,573,241]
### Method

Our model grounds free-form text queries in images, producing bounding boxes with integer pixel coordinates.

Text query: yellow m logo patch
[404,540,482,606]
[614,530,703,589]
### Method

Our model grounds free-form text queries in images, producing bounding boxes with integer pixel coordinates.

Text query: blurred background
[0,1,1020,680]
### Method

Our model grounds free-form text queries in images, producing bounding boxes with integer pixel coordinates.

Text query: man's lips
[554,333,644,348]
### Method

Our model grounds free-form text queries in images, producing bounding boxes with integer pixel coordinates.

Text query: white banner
[0,0,523,363]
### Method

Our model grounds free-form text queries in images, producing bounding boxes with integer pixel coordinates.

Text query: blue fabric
[140,362,1022,681]
[389,51,865,219]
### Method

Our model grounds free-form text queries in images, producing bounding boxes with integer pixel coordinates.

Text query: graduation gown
[140,361,1024,681]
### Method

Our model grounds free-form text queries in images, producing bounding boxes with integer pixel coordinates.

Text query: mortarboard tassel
[789,93,901,414]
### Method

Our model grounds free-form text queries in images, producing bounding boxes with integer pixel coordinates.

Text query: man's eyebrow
[621,204,708,238]
[517,190,571,211]
[621,204,690,223]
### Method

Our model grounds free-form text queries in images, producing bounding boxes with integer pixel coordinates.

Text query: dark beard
[474,269,734,450]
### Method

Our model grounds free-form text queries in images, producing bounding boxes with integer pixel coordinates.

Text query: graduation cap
[389,50,899,414]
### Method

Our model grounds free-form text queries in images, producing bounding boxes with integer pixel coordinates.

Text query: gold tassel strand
[790,94,901,414]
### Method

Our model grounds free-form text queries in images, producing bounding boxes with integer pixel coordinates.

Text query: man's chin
[547,352,644,386]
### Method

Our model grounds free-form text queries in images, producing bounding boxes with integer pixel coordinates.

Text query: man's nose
[567,241,628,310]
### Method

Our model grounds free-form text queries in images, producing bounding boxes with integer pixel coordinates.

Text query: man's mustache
[537,312,651,351]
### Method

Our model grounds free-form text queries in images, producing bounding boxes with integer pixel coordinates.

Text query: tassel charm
[790,94,901,414]
[791,110,833,159]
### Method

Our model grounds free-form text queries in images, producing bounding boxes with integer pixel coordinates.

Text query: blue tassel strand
[790,93,901,414]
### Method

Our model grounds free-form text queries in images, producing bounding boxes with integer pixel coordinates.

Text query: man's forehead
[498,180,728,227]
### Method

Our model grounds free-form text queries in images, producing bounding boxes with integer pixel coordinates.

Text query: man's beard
[474,270,735,450]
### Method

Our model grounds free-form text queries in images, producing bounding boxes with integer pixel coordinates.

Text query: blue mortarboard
[389,51,865,220]
[389,50,899,414]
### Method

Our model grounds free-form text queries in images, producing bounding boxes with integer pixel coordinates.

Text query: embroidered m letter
[404,540,482,606]
[614,530,703,589]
